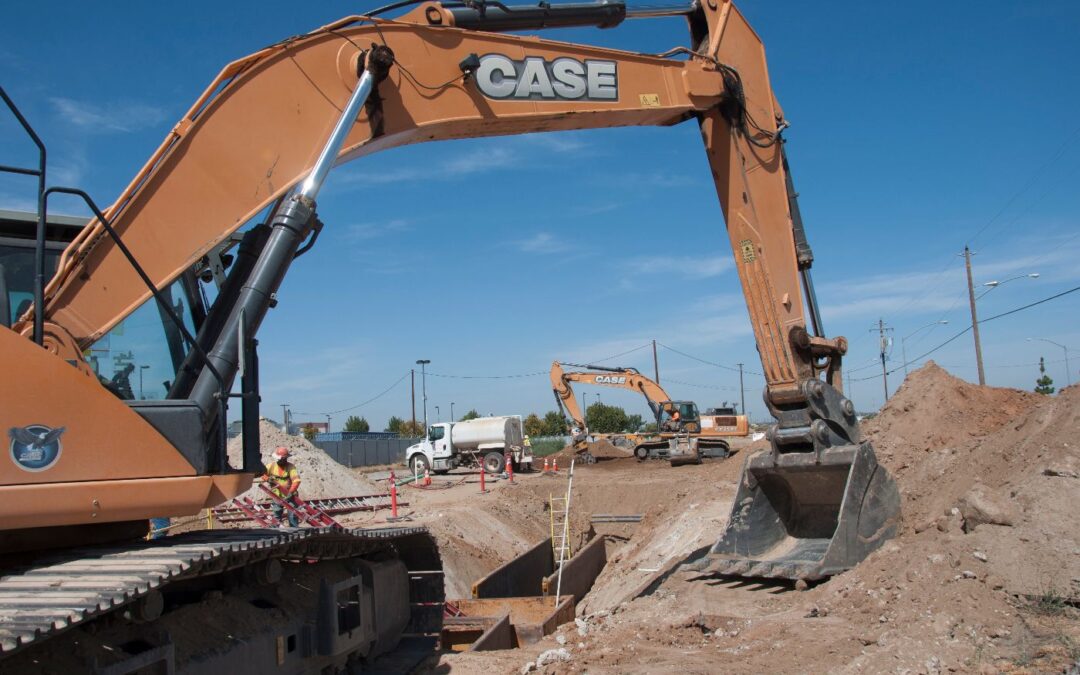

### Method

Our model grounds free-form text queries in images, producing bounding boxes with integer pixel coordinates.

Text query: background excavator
[0,0,900,670]
[550,360,749,464]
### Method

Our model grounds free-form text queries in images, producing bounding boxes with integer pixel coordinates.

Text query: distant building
[296,421,329,435]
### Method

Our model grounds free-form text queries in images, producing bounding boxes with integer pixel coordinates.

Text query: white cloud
[50,97,167,133]
[515,232,569,254]
[631,255,733,280]
[343,218,411,242]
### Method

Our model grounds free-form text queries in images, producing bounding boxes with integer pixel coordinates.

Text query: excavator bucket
[697,441,900,581]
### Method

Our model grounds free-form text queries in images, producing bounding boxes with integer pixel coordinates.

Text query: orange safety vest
[263,461,300,498]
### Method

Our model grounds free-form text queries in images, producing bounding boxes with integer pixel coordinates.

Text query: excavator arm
[6,0,898,580]
[550,360,672,432]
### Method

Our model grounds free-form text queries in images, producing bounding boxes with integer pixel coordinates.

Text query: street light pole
[139,364,149,400]
[435,405,440,422]
[1027,338,1072,387]
[901,321,949,376]
[736,363,745,416]
[416,359,430,432]
[451,401,455,422]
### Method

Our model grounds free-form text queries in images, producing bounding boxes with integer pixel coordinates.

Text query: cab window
[428,426,445,441]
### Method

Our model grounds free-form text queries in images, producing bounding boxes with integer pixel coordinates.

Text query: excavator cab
[658,400,701,433]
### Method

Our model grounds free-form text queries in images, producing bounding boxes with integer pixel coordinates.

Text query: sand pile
[227,420,381,499]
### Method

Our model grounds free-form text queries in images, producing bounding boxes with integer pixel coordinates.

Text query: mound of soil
[226,420,381,499]
[865,361,1040,462]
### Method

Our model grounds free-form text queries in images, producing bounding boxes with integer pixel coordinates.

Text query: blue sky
[3,1,1079,429]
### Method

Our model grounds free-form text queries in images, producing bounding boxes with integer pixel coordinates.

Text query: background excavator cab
[658,400,700,433]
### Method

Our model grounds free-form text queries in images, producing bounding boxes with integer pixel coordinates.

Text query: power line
[293,371,410,416]
[428,370,547,379]
[851,284,1080,382]
[587,342,651,364]
[663,377,739,392]
[656,342,763,376]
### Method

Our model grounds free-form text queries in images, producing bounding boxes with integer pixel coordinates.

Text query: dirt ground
[221,362,1078,673]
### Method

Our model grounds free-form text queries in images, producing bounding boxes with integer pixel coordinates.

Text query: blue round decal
[8,424,65,472]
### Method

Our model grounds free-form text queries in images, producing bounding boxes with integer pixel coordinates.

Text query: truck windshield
[86,276,203,400]
[428,426,445,441]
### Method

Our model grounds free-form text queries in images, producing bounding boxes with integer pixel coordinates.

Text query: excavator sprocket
[695,442,900,581]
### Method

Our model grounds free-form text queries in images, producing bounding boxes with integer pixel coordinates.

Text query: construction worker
[663,407,682,432]
[261,446,301,527]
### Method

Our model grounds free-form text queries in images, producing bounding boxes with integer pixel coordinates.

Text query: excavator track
[0,526,444,673]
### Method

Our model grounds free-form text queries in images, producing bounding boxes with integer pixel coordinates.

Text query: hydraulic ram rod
[447,0,697,32]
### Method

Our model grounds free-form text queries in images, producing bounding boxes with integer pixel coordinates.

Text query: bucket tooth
[705,441,900,582]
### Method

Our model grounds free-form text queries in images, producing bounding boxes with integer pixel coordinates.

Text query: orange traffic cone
[424,468,431,486]
[553,457,559,473]
[543,458,550,473]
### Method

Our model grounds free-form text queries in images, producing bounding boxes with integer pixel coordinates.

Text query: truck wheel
[634,445,650,461]
[410,454,430,475]
[483,452,505,475]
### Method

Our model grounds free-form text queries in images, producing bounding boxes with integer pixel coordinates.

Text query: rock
[537,648,572,666]
[985,575,1005,590]
[795,579,809,591]
[961,570,977,579]
[973,551,988,563]
[555,634,567,646]
[1043,466,1078,478]
[575,617,588,636]
[857,631,881,646]
[520,662,536,674]
[957,485,1016,531]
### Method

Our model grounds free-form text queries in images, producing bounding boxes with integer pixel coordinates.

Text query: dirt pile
[865,361,1040,462]
[226,420,381,499]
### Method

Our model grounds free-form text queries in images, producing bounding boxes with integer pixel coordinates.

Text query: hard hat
[273,447,290,460]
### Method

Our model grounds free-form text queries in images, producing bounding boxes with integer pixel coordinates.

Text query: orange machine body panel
[0,328,251,527]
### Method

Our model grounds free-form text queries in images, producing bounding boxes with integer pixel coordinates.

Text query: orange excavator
[550,360,749,464]
[0,0,900,669]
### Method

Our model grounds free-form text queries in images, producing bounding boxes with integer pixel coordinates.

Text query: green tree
[586,402,630,434]
[625,413,644,433]
[542,410,567,436]
[1035,356,1055,395]
[385,416,405,433]
[301,423,318,441]
[399,420,425,437]
[343,415,369,432]
[524,413,544,437]
[460,409,481,421]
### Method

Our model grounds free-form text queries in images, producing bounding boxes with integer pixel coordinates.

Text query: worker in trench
[260,446,302,527]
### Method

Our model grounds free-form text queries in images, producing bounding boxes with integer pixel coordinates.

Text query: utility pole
[325,414,331,433]
[963,246,986,385]
[416,359,431,432]
[280,403,290,434]
[737,363,745,416]
[410,369,416,432]
[870,318,894,401]
[652,339,660,384]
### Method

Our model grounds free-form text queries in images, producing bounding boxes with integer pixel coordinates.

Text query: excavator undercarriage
[0,527,444,673]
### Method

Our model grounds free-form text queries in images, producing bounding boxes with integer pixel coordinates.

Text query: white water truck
[405,415,533,475]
